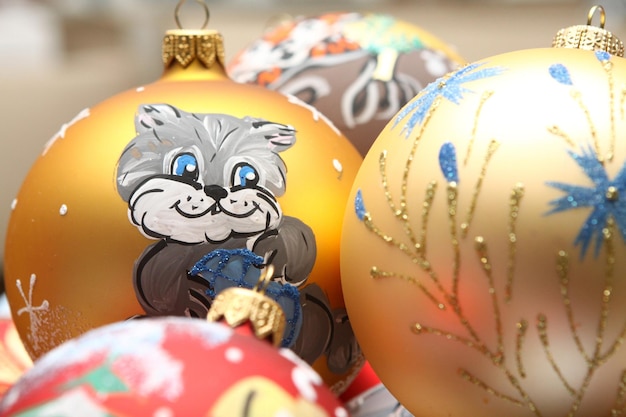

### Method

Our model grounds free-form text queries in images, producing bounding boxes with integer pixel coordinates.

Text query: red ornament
[340,362,412,417]
[0,318,31,400]
[0,317,349,417]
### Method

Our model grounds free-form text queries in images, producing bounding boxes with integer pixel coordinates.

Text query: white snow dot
[332,159,343,177]
[285,94,341,136]
[153,407,173,417]
[11,198,17,210]
[335,407,349,417]
[292,366,320,402]
[225,347,243,363]
[59,204,68,216]
[43,108,90,156]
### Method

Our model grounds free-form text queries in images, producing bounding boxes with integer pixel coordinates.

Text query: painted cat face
[116,104,296,244]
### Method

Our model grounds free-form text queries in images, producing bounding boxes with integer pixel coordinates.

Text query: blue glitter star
[546,145,626,258]
[393,62,504,138]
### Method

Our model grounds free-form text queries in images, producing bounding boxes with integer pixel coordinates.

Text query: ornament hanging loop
[253,264,275,294]
[587,5,606,28]
[162,0,224,70]
[552,4,624,57]
[174,0,210,30]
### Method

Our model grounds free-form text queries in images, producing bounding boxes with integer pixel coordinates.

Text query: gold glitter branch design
[360,69,626,415]
[364,97,545,408]
[551,55,620,161]
[547,220,626,416]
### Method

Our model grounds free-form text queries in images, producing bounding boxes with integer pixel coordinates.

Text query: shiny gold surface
[4,27,362,394]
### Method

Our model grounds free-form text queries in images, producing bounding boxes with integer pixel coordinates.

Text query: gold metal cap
[162,0,225,69]
[552,5,624,57]
[206,265,287,347]
[162,30,225,69]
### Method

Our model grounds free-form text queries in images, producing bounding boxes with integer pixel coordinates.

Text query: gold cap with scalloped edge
[553,5,624,57]
[161,0,225,69]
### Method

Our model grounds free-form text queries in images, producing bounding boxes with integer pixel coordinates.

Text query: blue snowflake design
[189,248,302,348]
[546,146,626,259]
[393,62,504,138]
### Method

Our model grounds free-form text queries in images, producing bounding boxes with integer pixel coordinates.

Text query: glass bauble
[341,12,626,416]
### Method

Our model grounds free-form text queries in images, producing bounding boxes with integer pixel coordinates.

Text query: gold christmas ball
[4,27,363,393]
[227,11,464,156]
[340,9,626,416]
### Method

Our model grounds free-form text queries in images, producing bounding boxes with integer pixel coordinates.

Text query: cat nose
[204,184,228,201]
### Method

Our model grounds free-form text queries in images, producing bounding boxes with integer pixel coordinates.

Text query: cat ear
[246,118,296,152]
[135,104,182,133]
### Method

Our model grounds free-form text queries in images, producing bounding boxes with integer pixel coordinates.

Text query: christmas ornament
[227,11,465,156]
[0,302,31,400]
[0,269,350,417]
[340,5,626,416]
[340,362,413,417]
[3,0,363,393]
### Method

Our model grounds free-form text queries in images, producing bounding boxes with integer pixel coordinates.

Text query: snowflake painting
[546,145,626,258]
[393,62,504,137]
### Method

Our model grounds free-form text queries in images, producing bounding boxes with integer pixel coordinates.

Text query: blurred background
[0,0,624,289]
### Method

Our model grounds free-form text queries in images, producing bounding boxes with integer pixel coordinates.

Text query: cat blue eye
[232,163,259,188]
[172,153,199,181]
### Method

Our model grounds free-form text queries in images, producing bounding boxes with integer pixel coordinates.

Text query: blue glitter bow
[189,248,302,348]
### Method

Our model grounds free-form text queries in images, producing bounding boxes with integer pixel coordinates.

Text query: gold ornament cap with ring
[4,0,364,394]
[552,5,624,56]
[160,1,225,77]
[340,5,626,417]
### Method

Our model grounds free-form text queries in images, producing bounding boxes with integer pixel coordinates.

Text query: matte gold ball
[341,47,626,416]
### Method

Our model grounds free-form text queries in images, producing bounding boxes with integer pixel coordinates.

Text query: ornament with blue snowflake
[393,62,504,138]
[546,145,626,259]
